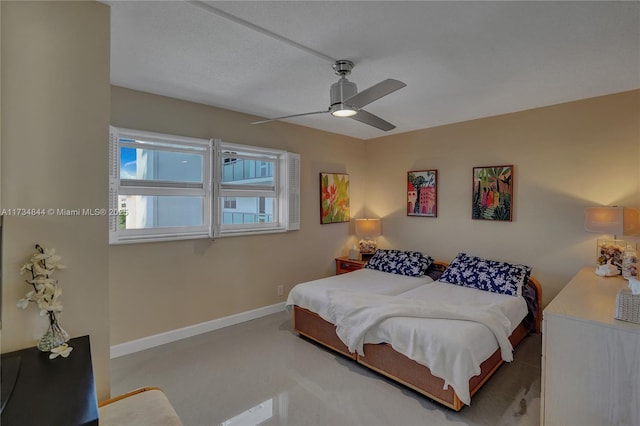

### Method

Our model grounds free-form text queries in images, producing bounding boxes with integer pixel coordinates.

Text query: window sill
[216,227,290,238]
[109,232,211,245]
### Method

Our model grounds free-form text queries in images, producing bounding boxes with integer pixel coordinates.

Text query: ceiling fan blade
[344,79,406,109]
[349,109,396,131]
[251,110,328,124]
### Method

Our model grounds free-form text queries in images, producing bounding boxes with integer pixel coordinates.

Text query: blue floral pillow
[439,252,480,285]
[440,253,531,297]
[365,249,433,277]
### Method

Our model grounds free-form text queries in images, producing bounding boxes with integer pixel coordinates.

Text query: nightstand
[335,257,367,275]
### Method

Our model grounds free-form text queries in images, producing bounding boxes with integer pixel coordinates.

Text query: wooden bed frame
[292,261,543,411]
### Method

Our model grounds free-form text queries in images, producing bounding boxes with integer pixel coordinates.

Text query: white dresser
[541,267,640,426]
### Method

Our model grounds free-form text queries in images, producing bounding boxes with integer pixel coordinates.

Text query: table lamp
[585,206,625,273]
[355,218,381,258]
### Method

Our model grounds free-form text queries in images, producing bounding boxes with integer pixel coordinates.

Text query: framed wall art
[320,173,350,224]
[407,170,437,217]
[472,165,513,221]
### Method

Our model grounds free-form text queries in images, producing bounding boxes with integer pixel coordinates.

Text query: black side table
[1,335,98,426]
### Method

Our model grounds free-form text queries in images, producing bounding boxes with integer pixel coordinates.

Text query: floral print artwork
[320,173,350,224]
[472,165,513,221]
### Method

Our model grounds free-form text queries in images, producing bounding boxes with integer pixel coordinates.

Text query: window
[223,197,237,209]
[213,140,300,236]
[109,127,212,244]
[109,127,299,244]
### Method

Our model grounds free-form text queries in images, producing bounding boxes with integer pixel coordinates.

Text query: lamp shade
[355,218,381,238]
[585,206,623,236]
[623,207,640,236]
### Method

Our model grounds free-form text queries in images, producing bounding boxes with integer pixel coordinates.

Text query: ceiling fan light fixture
[331,105,357,117]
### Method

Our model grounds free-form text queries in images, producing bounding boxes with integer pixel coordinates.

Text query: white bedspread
[328,290,513,360]
[286,269,434,322]
[329,282,528,405]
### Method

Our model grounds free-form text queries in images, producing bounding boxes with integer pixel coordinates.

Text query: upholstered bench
[99,387,183,426]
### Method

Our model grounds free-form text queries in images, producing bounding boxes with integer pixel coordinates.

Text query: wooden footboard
[357,343,459,409]
[293,306,355,359]
[292,306,531,411]
[357,322,529,411]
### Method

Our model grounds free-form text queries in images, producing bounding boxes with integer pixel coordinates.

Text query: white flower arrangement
[17,244,71,355]
[18,244,66,314]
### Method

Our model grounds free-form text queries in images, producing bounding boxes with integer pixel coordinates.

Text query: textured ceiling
[107,1,640,140]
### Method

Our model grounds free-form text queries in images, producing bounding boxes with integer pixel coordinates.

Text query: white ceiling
[107,1,640,140]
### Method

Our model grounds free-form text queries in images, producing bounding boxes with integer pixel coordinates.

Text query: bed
[287,250,542,411]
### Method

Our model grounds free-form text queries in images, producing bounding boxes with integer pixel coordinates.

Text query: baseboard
[110,302,286,358]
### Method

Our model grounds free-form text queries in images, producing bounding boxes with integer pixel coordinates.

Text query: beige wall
[1,1,111,400]
[365,90,640,306]
[109,86,367,344]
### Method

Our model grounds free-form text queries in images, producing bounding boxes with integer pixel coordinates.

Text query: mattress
[286,268,435,323]
[362,281,528,404]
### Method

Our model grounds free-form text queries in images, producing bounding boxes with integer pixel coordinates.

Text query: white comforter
[286,268,434,322]
[328,282,528,405]
[327,290,514,361]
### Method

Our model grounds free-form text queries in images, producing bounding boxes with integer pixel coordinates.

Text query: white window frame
[109,128,300,244]
[213,140,300,237]
[109,126,213,244]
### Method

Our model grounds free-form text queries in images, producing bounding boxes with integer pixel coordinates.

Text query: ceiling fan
[252,60,406,131]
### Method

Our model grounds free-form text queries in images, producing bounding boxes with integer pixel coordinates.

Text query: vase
[37,318,70,352]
